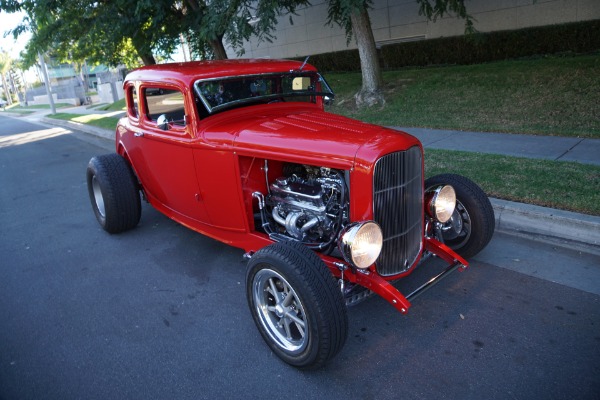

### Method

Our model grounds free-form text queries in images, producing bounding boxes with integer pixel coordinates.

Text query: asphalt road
[1,115,599,400]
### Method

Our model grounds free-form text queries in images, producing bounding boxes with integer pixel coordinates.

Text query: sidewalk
[4,107,600,253]
[393,126,600,252]
[28,106,600,165]
[395,127,600,166]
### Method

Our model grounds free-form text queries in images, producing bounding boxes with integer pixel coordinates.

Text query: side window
[127,86,138,119]
[144,87,186,127]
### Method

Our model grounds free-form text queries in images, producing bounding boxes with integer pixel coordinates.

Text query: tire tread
[425,173,495,259]
[87,153,141,233]
[247,241,348,369]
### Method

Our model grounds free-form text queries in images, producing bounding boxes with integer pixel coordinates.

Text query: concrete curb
[41,117,600,253]
[41,117,115,141]
[491,198,600,254]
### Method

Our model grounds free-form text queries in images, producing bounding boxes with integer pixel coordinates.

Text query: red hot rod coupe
[87,59,495,369]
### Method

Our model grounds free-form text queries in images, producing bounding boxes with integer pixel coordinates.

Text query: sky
[0,9,30,59]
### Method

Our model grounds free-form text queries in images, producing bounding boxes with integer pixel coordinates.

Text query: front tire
[86,153,141,233]
[246,241,348,369]
[425,174,495,259]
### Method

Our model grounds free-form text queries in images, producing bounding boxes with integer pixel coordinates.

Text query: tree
[327,0,474,107]
[0,0,178,68]
[180,0,310,60]
[0,51,14,104]
[1,0,310,67]
[326,0,383,107]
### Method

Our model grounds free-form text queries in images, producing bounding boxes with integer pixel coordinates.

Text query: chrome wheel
[252,268,308,353]
[441,199,471,248]
[246,242,348,368]
[91,175,106,218]
[86,154,141,233]
[425,173,495,259]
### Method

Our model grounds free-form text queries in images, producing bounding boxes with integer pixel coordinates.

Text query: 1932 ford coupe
[87,59,495,369]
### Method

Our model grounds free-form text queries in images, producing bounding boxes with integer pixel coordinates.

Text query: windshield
[193,72,334,115]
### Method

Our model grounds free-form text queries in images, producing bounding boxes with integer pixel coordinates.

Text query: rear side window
[127,86,138,119]
[144,88,186,126]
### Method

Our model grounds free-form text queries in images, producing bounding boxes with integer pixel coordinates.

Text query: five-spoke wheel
[252,268,308,353]
[246,241,348,369]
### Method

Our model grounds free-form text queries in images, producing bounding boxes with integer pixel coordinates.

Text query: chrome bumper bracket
[405,261,466,302]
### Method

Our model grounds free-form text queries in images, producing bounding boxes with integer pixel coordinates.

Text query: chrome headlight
[338,221,383,269]
[427,185,456,223]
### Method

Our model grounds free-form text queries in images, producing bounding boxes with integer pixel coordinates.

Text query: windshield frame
[193,72,335,115]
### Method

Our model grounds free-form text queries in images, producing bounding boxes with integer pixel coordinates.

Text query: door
[127,86,210,223]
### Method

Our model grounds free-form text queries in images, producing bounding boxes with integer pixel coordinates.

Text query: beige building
[229,0,600,59]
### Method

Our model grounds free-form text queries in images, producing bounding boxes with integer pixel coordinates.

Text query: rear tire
[425,174,495,259]
[86,153,141,233]
[246,241,348,369]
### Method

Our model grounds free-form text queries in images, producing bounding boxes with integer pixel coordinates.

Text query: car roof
[124,59,318,87]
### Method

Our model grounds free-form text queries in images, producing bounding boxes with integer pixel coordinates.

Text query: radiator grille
[373,147,423,276]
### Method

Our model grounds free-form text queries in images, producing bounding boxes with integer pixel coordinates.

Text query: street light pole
[38,51,56,114]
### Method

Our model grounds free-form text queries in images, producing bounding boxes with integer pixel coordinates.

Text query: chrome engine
[255,164,348,251]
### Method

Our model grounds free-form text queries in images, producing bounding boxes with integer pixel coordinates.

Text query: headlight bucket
[338,221,383,269]
[426,185,456,223]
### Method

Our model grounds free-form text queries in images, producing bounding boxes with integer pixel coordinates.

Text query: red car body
[88,59,494,368]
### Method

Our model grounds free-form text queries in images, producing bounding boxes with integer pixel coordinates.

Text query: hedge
[298,19,600,72]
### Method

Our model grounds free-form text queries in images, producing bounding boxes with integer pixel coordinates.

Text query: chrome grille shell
[373,147,423,276]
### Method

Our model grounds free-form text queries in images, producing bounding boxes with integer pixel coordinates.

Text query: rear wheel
[86,153,141,233]
[246,241,348,369]
[425,174,495,259]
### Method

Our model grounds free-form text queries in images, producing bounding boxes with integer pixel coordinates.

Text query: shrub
[298,19,600,72]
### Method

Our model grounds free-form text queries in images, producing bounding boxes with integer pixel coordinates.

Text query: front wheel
[246,241,348,369]
[425,174,495,259]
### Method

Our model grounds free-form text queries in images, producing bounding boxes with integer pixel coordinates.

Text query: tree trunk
[131,32,156,66]
[350,8,384,107]
[1,73,13,105]
[209,36,228,60]
[140,53,157,66]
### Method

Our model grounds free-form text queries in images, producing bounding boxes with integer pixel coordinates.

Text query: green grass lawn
[0,108,35,115]
[23,103,73,109]
[41,54,600,216]
[425,150,600,216]
[95,98,126,111]
[48,113,121,130]
[327,54,600,138]
[326,54,600,215]
[1,102,73,114]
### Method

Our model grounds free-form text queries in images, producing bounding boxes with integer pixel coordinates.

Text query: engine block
[264,165,347,246]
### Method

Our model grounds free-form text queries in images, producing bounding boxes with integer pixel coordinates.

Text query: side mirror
[157,114,169,131]
[292,77,311,91]
[324,96,334,106]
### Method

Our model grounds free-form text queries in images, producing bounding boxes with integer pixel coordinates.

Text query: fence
[26,77,86,106]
